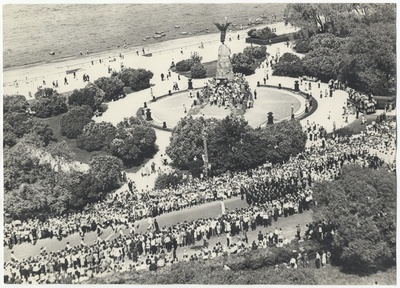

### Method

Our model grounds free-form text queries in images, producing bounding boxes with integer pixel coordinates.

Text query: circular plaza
[148,86,304,128]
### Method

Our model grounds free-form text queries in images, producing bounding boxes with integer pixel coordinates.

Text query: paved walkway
[3,194,312,262]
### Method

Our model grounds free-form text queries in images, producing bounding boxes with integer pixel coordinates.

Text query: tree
[4,112,31,138]
[117,68,154,91]
[3,94,29,114]
[68,83,105,110]
[166,116,210,170]
[191,62,207,79]
[3,111,55,147]
[259,120,307,164]
[89,155,123,192]
[110,117,157,166]
[272,53,304,78]
[231,52,255,75]
[23,120,55,147]
[67,171,102,209]
[31,95,68,118]
[167,116,307,176]
[340,22,396,95]
[312,165,396,273]
[60,105,94,139]
[206,115,266,175]
[94,76,125,102]
[77,121,117,152]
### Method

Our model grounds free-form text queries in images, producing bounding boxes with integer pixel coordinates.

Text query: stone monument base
[216,44,234,80]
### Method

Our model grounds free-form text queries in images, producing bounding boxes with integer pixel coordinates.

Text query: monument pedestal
[216,44,234,80]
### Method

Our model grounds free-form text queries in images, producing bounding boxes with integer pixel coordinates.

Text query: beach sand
[3,21,297,96]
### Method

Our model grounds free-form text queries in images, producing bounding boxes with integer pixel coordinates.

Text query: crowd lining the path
[4,117,396,284]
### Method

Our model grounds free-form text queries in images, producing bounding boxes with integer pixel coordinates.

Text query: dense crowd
[199,74,253,109]
[3,118,396,283]
[4,119,396,249]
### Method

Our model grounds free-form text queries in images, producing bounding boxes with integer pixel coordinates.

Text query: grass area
[39,114,107,164]
[314,265,396,285]
[171,60,217,78]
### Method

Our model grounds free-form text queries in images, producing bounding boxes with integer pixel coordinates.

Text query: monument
[214,18,234,80]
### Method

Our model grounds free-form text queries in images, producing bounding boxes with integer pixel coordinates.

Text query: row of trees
[25,67,153,119]
[282,3,395,95]
[166,115,306,176]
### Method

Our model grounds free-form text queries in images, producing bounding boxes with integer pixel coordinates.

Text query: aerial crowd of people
[3,114,396,283]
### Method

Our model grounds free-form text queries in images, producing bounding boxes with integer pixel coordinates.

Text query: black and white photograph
[2,1,397,285]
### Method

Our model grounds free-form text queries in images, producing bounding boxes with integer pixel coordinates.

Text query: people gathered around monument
[197,73,253,110]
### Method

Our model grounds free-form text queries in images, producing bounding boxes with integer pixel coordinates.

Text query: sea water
[3,3,284,69]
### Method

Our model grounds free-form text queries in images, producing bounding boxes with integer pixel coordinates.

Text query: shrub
[191,62,207,78]
[77,122,117,152]
[94,76,125,102]
[117,68,154,91]
[231,52,254,75]
[31,95,68,118]
[68,83,105,110]
[247,26,277,40]
[60,105,94,139]
[176,59,194,72]
[243,45,267,59]
[273,53,304,78]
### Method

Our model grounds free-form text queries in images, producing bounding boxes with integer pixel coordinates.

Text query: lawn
[39,114,107,164]
[171,60,217,78]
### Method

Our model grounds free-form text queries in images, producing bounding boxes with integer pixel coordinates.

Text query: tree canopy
[312,165,396,274]
[282,3,396,95]
[167,115,306,176]
[60,105,94,139]
[117,68,154,91]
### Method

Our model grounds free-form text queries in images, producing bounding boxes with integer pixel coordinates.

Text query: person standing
[321,251,327,267]
[296,224,301,239]
[64,77,68,85]
[315,252,321,269]
[254,89,257,100]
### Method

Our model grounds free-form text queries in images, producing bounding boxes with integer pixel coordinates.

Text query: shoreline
[3,22,275,74]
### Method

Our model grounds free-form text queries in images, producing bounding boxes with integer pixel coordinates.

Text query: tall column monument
[214,18,234,80]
